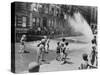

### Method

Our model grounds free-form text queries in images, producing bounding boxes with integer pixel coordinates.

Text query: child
[79,54,90,69]
[19,34,29,53]
[37,36,47,53]
[56,41,61,61]
[79,53,97,69]
[90,46,97,66]
[37,36,49,64]
[64,42,69,59]
[19,34,26,53]
[45,37,50,53]
[61,39,69,59]
[37,42,45,64]
[61,43,69,64]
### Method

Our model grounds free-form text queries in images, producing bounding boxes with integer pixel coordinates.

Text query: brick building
[15,2,65,41]
[14,2,97,41]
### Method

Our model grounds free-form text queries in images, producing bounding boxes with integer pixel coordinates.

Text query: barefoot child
[19,34,26,53]
[19,34,29,53]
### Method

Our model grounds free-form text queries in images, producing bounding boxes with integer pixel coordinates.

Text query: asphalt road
[15,38,92,73]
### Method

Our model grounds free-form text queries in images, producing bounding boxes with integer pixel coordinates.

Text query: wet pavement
[15,38,92,73]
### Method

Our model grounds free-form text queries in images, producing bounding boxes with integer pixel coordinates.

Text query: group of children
[19,35,50,65]
[19,34,70,65]
[19,34,97,68]
[56,38,69,64]
[37,37,69,65]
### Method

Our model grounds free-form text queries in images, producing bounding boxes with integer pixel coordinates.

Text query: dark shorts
[56,47,60,53]
[21,42,24,45]
[57,50,60,54]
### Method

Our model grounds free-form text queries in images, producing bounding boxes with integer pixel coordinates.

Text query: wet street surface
[15,39,92,73]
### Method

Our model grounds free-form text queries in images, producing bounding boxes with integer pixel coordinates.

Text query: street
[12,2,97,74]
[15,37,92,73]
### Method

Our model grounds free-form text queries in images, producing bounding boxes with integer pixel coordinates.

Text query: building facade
[15,2,97,41]
[15,2,65,41]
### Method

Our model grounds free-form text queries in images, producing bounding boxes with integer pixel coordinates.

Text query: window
[36,18,40,26]
[22,17,26,27]
[32,17,40,27]
[48,20,51,26]
[45,7,49,14]
[57,9,59,16]
[37,18,40,23]
[32,17,36,26]
[16,16,22,27]
[54,19,57,28]
[52,20,54,26]
[33,18,36,22]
